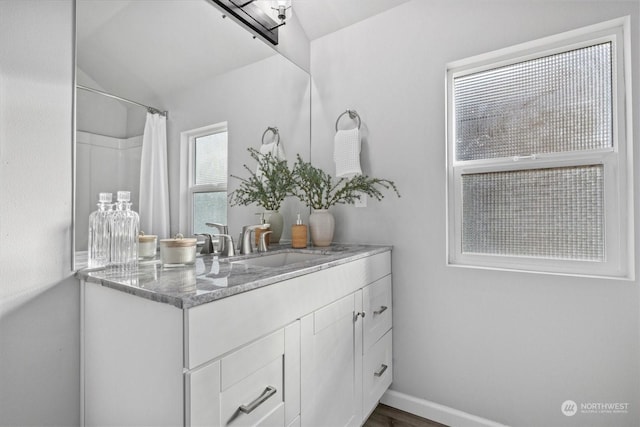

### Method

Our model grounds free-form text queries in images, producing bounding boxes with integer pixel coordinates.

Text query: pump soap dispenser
[291,213,307,249]
[254,212,271,248]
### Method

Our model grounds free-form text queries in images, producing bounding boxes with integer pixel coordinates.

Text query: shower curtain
[139,112,170,238]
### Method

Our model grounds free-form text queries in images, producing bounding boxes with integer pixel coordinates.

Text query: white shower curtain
[139,112,170,238]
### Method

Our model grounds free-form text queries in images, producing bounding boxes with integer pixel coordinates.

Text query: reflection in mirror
[74,0,311,267]
[183,122,228,235]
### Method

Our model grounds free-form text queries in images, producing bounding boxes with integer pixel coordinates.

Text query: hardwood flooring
[363,404,449,427]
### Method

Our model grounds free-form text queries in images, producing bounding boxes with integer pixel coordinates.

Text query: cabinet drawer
[187,326,298,427]
[363,275,392,352]
[363,330,393,418]
[221,356,284,426]
[257,404,285,426]
[220,331,285,426]
[221,330,284,390]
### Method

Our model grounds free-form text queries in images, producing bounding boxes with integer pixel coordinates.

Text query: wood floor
[363,404,449,427]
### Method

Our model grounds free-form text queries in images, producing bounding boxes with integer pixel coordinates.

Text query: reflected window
[184,123,228,234]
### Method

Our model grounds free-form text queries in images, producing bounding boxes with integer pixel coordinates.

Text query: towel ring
[335,109,361,131]
[262,126,280,146]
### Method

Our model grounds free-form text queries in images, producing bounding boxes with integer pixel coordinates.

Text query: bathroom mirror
[74,0,311,267]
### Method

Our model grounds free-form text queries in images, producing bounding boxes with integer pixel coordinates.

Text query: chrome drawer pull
[374,364,388,377]
[373,305,388,315]
[239,386,277,414]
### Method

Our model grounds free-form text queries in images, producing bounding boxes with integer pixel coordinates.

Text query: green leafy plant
[228,147,294,211]
[291,154,400,210]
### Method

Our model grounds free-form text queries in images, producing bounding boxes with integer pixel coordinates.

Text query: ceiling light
[271,0,291,24]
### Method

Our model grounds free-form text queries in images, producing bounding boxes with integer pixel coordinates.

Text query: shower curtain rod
[76,84,168,117]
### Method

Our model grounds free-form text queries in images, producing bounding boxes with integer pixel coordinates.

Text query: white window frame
[445,17,634,279]
[179,122,228,235]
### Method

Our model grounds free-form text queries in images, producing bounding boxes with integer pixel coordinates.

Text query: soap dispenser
[254,212,271,248]
[291,213,307,249]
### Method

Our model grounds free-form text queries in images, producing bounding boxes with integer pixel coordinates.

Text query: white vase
[309,209,335,247]
[266,210,284,243]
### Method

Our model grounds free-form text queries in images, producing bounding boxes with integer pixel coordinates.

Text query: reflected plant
[228,148,294,211]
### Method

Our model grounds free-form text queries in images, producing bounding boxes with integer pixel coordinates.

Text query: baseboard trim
[380,390,509,427]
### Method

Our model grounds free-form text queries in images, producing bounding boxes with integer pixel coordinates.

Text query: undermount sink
[232,252,328,268]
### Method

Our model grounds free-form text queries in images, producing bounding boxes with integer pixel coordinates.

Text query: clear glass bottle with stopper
[88,192,113,268]
[110,191,139,269]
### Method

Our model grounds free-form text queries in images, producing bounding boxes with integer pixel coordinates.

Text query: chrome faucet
[258,231,272,253]
[196,233,214,254]
[206,223,228,254]
[212,234,235,257]
[238,223,270,255]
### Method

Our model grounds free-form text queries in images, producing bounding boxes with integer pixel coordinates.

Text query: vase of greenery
[228,148,294,243]
[308,209,335,247]
[291,155,400,247]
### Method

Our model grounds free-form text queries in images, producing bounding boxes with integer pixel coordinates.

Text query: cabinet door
[300,292,363,427]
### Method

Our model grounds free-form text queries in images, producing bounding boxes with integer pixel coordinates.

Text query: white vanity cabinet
[81,249,392,427]
[300,274,393,426]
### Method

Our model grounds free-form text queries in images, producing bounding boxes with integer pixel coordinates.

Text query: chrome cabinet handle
[373,305,388,315]
[239,386,277,414]
[374,364,388,377]
[353,311,366,322]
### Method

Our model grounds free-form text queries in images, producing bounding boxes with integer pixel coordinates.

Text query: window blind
[195,132,228,186]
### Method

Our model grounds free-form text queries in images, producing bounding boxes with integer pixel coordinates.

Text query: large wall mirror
[74,0,311,267]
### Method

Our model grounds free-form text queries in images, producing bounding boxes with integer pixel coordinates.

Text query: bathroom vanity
[78,245,393,426]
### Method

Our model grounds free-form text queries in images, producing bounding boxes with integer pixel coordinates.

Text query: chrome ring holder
[335,109,361,131]
[262,126,280,146]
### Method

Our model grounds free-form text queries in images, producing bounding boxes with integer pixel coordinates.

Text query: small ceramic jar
[138,232,157,259]
[160,233,197,266]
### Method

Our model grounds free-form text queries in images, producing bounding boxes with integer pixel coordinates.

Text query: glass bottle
[88,192,113,268]
[110,191,139,269]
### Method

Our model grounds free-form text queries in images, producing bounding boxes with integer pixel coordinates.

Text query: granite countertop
[76,244,391,309]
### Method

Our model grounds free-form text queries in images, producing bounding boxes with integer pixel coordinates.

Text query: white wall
[275,10,311,72]
[310,1,640,426]
[0,1,78,425]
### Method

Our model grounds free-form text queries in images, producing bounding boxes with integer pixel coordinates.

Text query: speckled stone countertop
[76,244,391,309]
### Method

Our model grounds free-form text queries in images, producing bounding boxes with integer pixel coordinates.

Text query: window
[180,123,228,235]
[446,18,633,278]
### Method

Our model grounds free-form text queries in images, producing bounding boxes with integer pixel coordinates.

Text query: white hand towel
[334,128,362,178]
[256,142,286,177]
